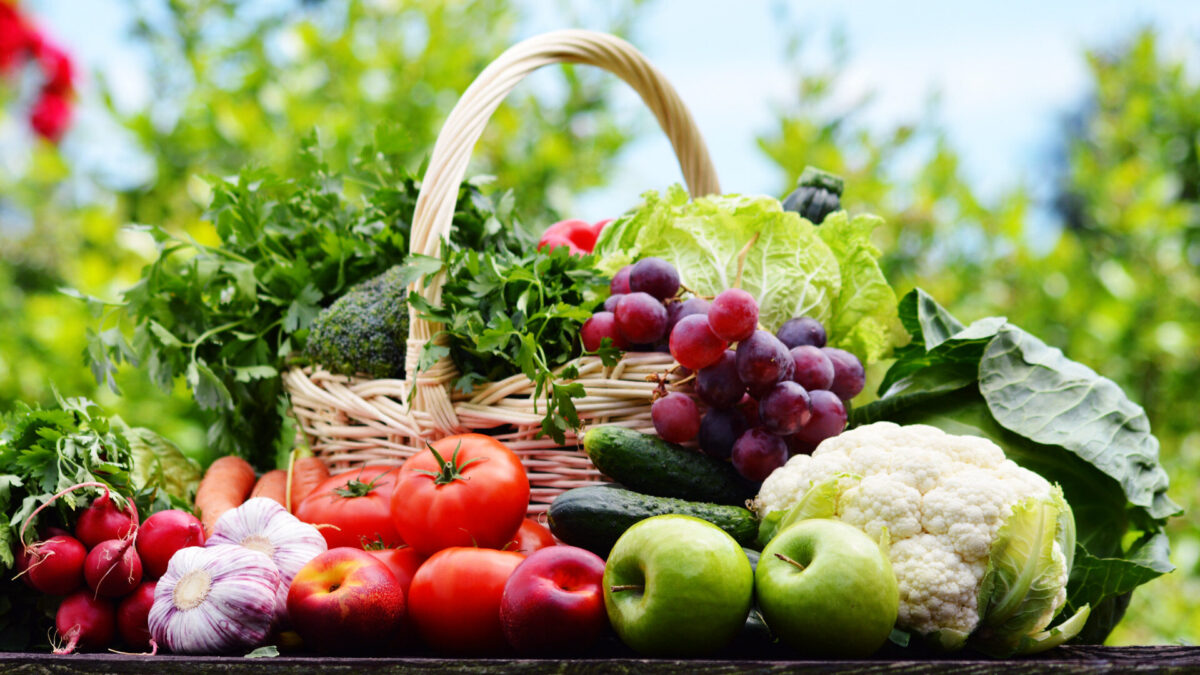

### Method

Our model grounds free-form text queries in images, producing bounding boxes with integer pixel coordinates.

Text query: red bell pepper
[537,219,612,256]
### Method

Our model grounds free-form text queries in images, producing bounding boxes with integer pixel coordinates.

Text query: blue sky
[23,0,1200,222]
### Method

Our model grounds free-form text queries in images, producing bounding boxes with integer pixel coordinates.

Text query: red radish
[54,591,115,654]
[117,581,156,650]
[25,535,87,596]
[42,526,73,539]
[75,489,139,549]
[135,510,204,579]
[85,538,143,597]
[14,543,35,589]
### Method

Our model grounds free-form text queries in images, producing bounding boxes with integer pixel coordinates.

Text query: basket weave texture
[284,29,721,513]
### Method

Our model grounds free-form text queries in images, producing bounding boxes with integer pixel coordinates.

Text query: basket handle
[405,29,720,432]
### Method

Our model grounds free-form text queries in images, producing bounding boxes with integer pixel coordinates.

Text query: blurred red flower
[35,40,72,93]
[0,2,30,73]
[30,90,70,141]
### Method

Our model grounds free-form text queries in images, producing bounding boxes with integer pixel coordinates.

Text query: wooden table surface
[2,646,1198,674]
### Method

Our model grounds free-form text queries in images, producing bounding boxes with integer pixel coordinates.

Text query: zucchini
[582,425,756,506]
[548,484,759,557]
[781,166,844,225]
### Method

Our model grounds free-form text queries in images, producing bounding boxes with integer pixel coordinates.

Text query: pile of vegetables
[0,106,1178,658]
[0,397,198,650]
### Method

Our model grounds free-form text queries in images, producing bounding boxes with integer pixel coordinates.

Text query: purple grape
[731,428,788,482]
[581,312,627,352]
[669,314,728,370]
[604,293,625,312]
[708,289,758,342]
[758,381,812,436]
[792,389,847,446]
[738,394,761,427]
[610,265,633,295]
[629,257,680,300]
[790,345,835,391]
[652,392,701,443]
[696,350,745,409]
[777,317,827,349]
[735,330,794,391]
[666,296,710,332]
[823,347,865,401]
[698,408,749,460]
[615,292,668,344]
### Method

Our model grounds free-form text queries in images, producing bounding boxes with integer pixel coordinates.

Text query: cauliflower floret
[891,534,987,637]
[838,474,923,540]
[753,421,1075,648]
[753,453,815,515]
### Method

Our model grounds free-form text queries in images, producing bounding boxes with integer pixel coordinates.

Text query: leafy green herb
[408,245,608,444]
[851,288,1181,643]
[81,130,530,468]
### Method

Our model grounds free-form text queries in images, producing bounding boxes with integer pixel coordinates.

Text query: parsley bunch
[408,245,611,443]
[83,129,530,467]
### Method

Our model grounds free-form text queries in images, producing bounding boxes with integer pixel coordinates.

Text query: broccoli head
[304,264,409,378]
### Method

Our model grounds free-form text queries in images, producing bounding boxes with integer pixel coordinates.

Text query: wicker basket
[284,29,720,513]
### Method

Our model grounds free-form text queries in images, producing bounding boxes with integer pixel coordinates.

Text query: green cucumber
[547,484,759,557]
[582,425,756,506]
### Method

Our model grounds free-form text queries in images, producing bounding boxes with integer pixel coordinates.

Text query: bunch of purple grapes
[581,257,865,483]
[580,257,693,353]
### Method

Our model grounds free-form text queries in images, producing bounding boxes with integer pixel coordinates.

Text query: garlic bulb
[149,544,280,654]
[207,497,327,620]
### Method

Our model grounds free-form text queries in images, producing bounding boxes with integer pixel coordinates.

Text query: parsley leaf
[411,245,607,444]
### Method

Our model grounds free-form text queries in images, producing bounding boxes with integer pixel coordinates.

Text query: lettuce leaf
[594,186,901,362]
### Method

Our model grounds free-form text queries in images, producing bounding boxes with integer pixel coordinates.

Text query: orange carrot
[250,469,288,507]
[286,456,330,513]
[195,456,256,536]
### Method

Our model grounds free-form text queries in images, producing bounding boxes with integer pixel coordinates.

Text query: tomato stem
[333,469,388,499]
[411,441,487,485]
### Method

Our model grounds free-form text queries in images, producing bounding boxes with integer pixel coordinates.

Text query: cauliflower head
[753,422,1080,652]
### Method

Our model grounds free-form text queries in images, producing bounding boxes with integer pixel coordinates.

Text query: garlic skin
[207,497,327,621]
[149,544,280,654]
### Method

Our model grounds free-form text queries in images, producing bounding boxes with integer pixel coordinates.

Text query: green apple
[603,515,753,656]
[756,518,899,657]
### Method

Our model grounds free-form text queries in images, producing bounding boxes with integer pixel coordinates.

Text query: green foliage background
[0,0,1195,646]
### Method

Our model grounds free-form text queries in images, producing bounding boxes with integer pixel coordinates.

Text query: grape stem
[678,283,715,301]
[733,232,761,290]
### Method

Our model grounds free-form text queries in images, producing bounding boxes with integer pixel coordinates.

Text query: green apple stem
[609,584,645,592]
[774,552,807,571]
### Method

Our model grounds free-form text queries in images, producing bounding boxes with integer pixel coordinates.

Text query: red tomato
[407,547,525,653]
[507,517,556,554]
[391,434,530,555]
[296,466,403,549]
[366,547,425,597]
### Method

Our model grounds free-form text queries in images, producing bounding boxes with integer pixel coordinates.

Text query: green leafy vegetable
[593,186,901,362]
[972,488,1087,656]
[852,288,1181,643]
[123,424,202,504]
[81,130,530,468]
[408,245,608,444]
